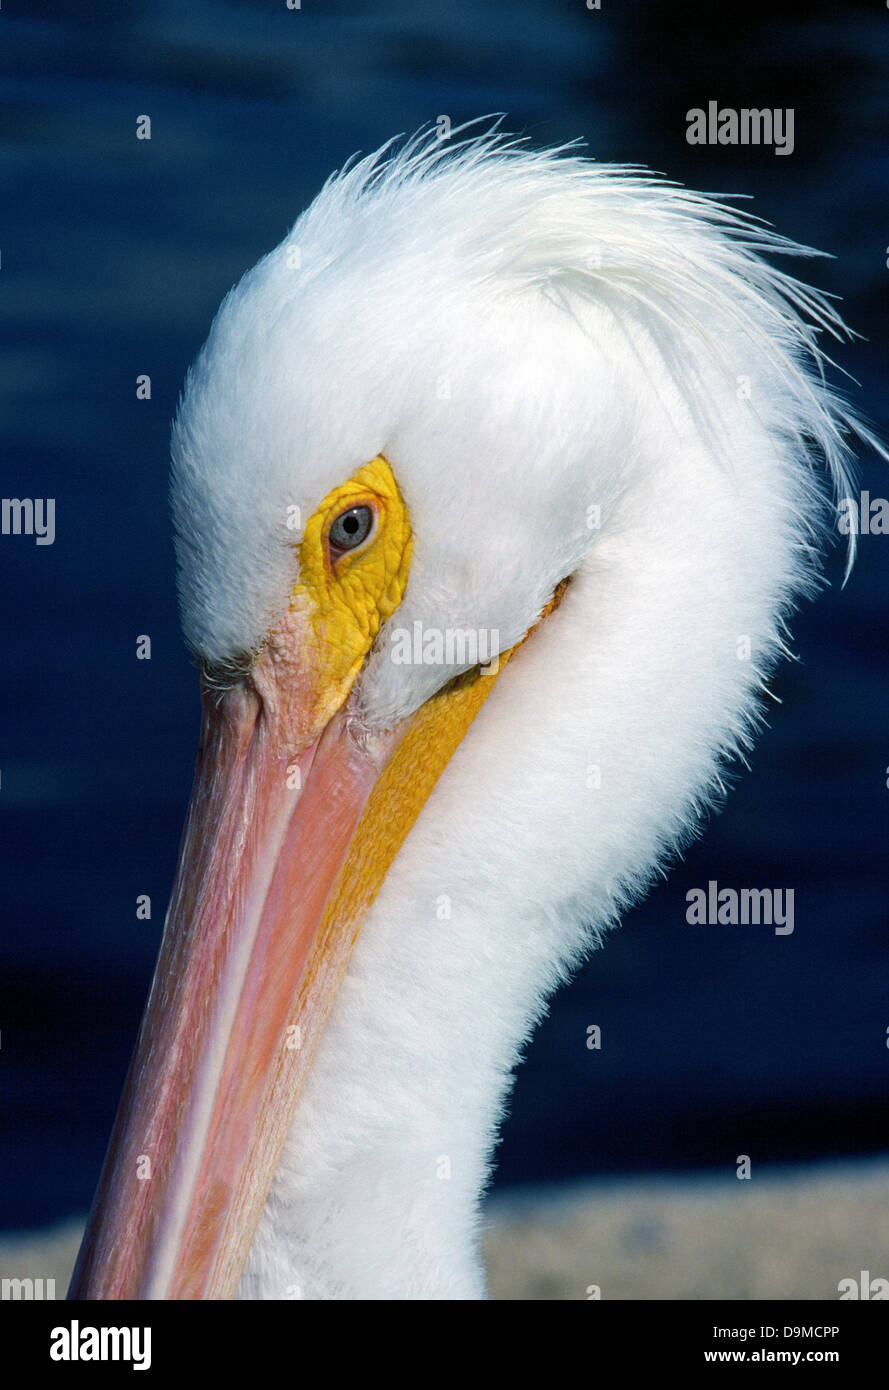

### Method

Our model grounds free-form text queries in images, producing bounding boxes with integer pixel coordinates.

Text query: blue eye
[329,505,374,552]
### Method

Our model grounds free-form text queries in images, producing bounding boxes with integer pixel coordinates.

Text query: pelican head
[70,127,872,1300]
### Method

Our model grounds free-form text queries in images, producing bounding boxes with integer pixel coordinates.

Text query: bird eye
[328,505,375,555]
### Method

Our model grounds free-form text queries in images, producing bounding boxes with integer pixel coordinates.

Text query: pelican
[69,126,877,1301]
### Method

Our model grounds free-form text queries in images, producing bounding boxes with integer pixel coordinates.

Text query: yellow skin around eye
[291,456,413,702]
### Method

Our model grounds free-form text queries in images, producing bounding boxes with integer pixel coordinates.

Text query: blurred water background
[1,0,887,1237]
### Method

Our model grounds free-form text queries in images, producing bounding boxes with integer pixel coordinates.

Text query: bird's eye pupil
[329,505,374,553]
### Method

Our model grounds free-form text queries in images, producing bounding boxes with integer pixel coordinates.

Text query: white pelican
[69,126,877,1301]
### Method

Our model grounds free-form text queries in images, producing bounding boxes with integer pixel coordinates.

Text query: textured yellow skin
[291,455,413,701]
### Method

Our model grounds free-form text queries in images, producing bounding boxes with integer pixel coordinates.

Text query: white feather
[169,126,878,1298]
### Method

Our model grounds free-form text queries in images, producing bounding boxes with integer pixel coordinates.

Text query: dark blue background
[1,0,887,1231]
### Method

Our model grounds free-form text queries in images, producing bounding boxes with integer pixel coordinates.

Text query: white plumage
[163,127,875,1298]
